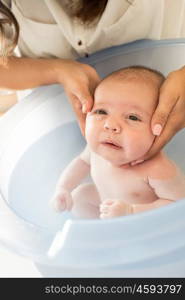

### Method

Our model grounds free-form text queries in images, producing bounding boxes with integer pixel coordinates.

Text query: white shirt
[2,0,185,59]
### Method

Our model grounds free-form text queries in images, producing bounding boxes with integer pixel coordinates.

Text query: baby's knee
[71,184,100,219]
[72,184,89,205]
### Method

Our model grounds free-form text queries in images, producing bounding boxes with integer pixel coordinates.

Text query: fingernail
[131,159,144,166]
[136,159,144,164]
[82,104,87,113]
[153,124,162,136]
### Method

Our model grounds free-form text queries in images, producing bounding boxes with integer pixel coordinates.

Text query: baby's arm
[50,145,91,211]
[132,155,185,214]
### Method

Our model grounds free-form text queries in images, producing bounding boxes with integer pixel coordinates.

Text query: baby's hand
[50,187,73,212]
[100,199,133,219]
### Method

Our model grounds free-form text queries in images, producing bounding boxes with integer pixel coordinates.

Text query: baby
[50,66,185,219]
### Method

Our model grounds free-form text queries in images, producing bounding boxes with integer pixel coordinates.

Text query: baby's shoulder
[79,145,91,164]
[145,151,178,180]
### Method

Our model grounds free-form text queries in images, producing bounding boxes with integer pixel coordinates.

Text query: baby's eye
[94,109,107,115]
[128,115,141,121]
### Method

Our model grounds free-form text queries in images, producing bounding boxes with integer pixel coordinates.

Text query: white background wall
[0,247,41,277]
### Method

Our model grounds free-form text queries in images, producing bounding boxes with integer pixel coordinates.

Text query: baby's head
[85,66,165,166]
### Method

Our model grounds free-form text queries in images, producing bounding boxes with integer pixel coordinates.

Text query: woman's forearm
[0,56,100,132]
[0,56,63,90]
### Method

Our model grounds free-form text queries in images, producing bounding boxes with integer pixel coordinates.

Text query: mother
[0,0,185,162]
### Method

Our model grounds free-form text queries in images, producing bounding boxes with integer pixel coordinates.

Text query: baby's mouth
[101,140,122,150]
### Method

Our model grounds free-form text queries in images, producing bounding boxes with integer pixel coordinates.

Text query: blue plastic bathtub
[0,39,185,277]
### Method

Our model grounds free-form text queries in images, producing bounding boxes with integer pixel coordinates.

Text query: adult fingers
[144,99,185,160]
[74,89,94,113]
[151,84,178,137]
[66,91,86,135]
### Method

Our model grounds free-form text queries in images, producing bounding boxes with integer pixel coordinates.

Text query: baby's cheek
[136,133,154,154]
[85,121,98,148]
[125,131,154,157]
[85,119,94,138]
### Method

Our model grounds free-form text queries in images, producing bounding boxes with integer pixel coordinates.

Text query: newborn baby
[51,66,185,219]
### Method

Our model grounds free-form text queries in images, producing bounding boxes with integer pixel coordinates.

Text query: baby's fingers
[99,200,113,219]
[50,188,73,212]
[100,204,110,214]
[100,213,111,219]
[50,194,67,212]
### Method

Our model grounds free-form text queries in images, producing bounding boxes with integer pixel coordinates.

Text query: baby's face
[85,78,158,166]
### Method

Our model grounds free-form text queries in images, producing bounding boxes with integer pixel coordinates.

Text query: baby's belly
[98,183,157,204]
[91,171,157,204]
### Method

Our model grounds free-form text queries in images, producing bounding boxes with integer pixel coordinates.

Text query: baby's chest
[90,158,154,203]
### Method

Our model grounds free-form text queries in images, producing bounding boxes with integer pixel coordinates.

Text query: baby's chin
[91,144,149,166]
[108,158,132,167]
[97,151,131,166]
[97,149,147,166]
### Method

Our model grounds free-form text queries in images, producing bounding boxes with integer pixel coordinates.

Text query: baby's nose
[103,119,121,133]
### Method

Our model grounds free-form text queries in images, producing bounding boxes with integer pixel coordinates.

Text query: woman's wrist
[50,58,67,84]
[52,59,84,85]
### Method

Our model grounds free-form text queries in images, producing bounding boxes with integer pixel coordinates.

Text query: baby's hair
[103,65,165,88]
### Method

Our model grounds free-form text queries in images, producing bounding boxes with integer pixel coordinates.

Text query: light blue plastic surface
[0,39,185,277]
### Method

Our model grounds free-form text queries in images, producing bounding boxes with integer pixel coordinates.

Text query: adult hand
[57,60,100,134]
[142,66,185,161]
